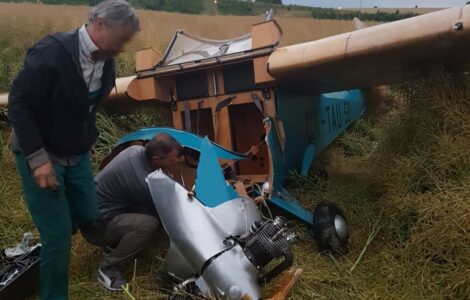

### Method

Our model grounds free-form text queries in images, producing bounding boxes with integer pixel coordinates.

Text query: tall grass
[286,69,470,299]
[0,119,36,252]
[366,70,470,298]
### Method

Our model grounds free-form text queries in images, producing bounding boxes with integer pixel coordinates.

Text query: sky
[282,0,467,8]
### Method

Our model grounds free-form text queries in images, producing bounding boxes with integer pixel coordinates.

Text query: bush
[140,0,204,14]
[311,7,418,21]
[218,0,254,15]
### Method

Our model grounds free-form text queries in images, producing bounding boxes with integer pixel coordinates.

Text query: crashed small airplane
[2,5,470,299]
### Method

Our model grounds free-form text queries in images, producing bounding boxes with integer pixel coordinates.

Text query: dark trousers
[15,153,98,300]
[83,213,160,268]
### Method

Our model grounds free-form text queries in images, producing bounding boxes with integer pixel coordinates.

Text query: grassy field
[1,2,469,300]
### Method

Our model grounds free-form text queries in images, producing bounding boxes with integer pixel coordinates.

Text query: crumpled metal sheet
[195,137,239,208]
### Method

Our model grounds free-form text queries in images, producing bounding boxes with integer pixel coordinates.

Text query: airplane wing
[2,6,469,106]
[268,5,470,94]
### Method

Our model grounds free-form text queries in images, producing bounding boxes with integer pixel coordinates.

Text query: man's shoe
[97,266,127,291]
[102,245,115,254]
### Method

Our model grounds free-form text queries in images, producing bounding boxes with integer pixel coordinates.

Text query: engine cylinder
[243,216,296,270]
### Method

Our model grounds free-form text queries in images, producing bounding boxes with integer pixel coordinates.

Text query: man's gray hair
[89,0,140,32]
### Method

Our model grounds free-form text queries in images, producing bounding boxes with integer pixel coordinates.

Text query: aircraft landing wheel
[312,201,350,255]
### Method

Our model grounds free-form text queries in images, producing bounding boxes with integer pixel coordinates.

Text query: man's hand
[33,162,58,190]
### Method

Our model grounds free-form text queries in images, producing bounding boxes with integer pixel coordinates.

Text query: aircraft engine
[147,169,297,300]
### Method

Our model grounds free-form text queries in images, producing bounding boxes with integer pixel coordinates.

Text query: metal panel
[195,137,239,208]
[271,88,365,187]
[208,196,261,238]
[198,245,262,299]
[116,127,247,160]
[265,88,366,225]
[147,170,229,272]
[164,242,195,279]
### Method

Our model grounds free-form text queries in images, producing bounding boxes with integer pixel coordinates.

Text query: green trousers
[15,152,99,300]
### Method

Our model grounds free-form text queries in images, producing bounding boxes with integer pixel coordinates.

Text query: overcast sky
[282,0,467,8]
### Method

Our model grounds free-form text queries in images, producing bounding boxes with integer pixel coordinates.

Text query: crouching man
[83,133,182,290]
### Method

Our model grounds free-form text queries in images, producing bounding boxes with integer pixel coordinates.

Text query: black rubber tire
[313,201,350,255]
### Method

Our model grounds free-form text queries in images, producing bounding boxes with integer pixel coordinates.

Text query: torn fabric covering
[162,30,252,66]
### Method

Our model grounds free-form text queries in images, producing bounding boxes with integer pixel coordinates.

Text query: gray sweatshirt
[96,145,157,220]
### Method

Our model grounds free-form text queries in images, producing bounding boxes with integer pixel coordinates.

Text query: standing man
[83,133,183,291]
[8,1,139,299]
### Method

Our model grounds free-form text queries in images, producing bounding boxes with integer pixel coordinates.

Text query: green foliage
[311,7,418,21]
[217,0,254,15]
[139,0,204,14]
[374,70,470,195]
[0,36,24,92]
[366,70,470,298]
[92,108,171,171]
[336,119,378,158]
[257,0,282,4]
[41,0,95,5]
[0,129,36,251]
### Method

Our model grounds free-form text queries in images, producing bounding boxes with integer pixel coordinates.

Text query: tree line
[311,7,418,22]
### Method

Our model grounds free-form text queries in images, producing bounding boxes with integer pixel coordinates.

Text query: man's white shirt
[78,25,104,93]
